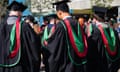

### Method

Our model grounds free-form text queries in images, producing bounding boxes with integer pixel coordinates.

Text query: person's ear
[59,12,62,16]
[58,11,62,16]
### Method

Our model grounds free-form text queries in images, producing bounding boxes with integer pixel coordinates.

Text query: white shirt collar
[63,16,72,20]
[96,21,103,26]
[96,21,108,28]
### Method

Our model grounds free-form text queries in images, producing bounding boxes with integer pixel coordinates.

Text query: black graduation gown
[0,16,23,72]
[47,17,87,72]
[21,24,41,72]
[86,24,109,72]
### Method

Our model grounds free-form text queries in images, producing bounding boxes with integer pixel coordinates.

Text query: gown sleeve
[21,24,41,72]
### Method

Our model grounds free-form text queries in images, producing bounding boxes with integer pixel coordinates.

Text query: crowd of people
[0,0,120,72]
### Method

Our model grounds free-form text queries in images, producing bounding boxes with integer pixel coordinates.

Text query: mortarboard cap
[7,1,27,12]
[92,6,108,21]
[93,6,107,13]
[52,0,70,12]
[52,0,70,6]
[47,14,57,20]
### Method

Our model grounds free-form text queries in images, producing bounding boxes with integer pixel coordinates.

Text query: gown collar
[63,16,72,20]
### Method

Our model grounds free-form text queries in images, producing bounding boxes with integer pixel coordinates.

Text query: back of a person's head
[47,15,56,24]
[93,13,104,22]
[33,21,38,25]
[25,15,35,23]
[56,3,69,13]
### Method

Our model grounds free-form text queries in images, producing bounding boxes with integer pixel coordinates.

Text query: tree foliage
[0,0,8,23]
[0,0,8,16]
[91,0,114,8]
[30,0,60,15]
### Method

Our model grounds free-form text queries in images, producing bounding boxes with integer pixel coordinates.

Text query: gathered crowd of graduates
[0,0,120,72]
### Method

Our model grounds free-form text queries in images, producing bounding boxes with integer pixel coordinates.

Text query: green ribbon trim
[77,23,84,52]
[10,23,16,52]
[41,26,49,47]
[61,21,87,66]
[41,26,54,47]
[89,24,93,36]
[0,48,21,67]
[105,49,120,62]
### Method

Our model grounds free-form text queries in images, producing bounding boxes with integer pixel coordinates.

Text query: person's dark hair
[25,15,35,23]
[93,13,104,22]
[56,3,69,13]
[33,21,38,25]
[7,1,27,12]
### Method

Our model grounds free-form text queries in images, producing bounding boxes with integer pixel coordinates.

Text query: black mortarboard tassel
[7,1,27,12]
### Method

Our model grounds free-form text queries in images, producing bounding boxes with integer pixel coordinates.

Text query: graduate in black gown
[0,1,41,72]
[86,13,120,72]
[86,17,109,72]
[47,1,87,72]
[21,15,41,72]
[41,14,56,72]
[0,1,27,72]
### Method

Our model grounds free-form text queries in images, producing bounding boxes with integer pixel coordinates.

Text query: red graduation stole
[64,19,88,58]
[9,18,21,58]
[98,25,117,56]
